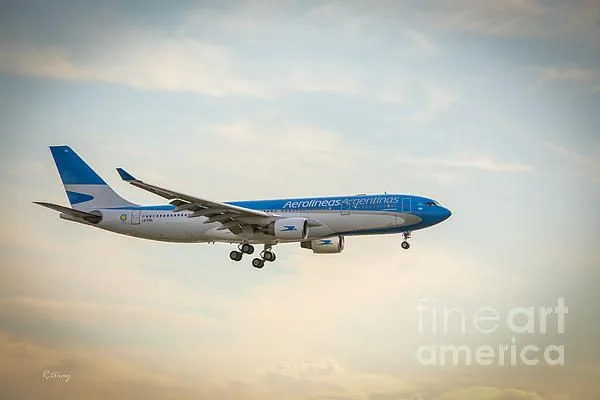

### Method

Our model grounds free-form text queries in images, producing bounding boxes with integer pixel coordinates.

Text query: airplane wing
[34,202,102,223]
[116,168,277,234]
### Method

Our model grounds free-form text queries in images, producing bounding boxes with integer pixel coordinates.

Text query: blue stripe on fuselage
[229,194,403,212]
[105,205,176,210]
[106,195,410,212]
[102,194,446,235]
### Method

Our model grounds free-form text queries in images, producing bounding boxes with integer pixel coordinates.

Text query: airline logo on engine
[282,196,399,210]
[281,225,297,231]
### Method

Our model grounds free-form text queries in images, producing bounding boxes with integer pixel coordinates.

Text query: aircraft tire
[230,250,243,261]
[241,243,254,254]
[252,258,265,269]
[263,251,276,262]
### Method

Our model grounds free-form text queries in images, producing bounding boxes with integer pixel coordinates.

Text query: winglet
[116,168,137,182]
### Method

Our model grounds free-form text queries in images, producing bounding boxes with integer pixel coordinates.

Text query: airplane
[35,146,452,268]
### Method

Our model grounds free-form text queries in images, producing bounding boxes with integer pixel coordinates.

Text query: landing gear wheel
[252,257,265,269]
[263,251,276,262]
[241,243,254,254]
[401,241,410,250]
[229,250,243,261]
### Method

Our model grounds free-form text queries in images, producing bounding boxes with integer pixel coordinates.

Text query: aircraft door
[401,197,411,213]
[131,209,141,225]
[340,199,350,215]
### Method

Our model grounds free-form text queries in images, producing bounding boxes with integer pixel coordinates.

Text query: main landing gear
[229,242,254,262]
[401,231,411,250]
[251,258,265,269]
[240,243,254,254]
[229,250,243,261]
[229,243,276,268]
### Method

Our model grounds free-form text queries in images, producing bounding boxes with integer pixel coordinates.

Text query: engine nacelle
[300,236,345,254]
[270,218,309,240]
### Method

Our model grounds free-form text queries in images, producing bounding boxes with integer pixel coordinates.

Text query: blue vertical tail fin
[49,146,136,210]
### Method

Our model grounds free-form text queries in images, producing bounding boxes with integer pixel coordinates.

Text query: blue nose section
[439,207,452,222]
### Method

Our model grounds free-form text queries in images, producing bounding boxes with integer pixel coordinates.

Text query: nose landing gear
[401,231,411,250]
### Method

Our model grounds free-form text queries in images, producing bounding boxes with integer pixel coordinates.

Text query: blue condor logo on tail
[281,225,297,232]
[282,196,399,209]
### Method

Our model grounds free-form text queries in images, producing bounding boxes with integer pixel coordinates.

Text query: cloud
[405,29,438,56]
[0,324,591,399]
[406,86,458,123]
[0,34,444,110]
[273,359,346,380]
[396,154,534,173]
[532,65,600,96]
[0,2,472,127]
[1,226,542,376]
[298,1,377,40]
[0,37,390,101]
[0,296,224,335]
[179,0,599,45]
[442,155,535,172]
[533,65,600,92]
[432,0,546,37]
[0,39,276,99]
[536,66,597,83]
[437,386,547,400]
[0,332,210,400]
[409,0,600,42]
[280,62,362,95]
[511,128,600,178]
[295,0,595,42]
[485,118,600,184]
[202,119,364,195]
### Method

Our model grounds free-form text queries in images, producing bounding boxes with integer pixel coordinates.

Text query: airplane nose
[440,207,452,221]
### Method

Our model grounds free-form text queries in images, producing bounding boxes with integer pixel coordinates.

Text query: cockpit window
[426,201,438,207]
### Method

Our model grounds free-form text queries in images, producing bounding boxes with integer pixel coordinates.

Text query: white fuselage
[70,208,422,244]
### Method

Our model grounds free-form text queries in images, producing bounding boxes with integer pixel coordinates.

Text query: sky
[1,0,599,399]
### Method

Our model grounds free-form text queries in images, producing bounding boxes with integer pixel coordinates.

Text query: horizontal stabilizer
[34,202,102,223]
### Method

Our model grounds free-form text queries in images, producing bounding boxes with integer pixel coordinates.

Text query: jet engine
[300,236,345,254]
[269,218,309,240]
